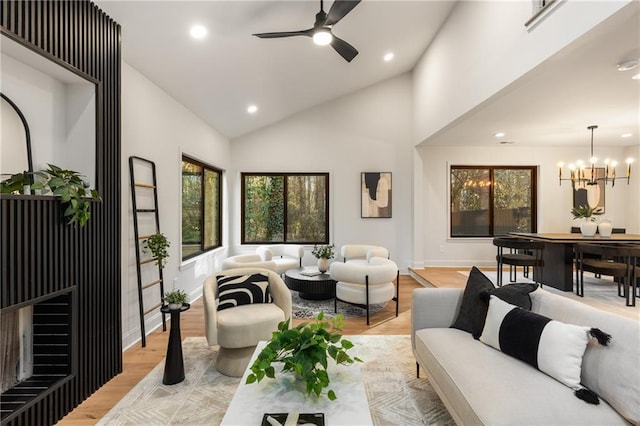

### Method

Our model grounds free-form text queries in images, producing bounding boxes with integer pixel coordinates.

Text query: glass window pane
[286,175,327,242]
[450,168,491,236]
[182,160,202,258]
[204,169,219,248]
[494,169,532,234]
[244,175,284,243]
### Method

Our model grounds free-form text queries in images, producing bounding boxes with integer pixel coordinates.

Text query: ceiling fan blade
[330,34,358,62]
[325,0,361,26]
[253,29,312,39]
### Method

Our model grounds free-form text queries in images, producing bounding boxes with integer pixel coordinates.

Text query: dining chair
[492,237,545,287]
[574,243,640,307]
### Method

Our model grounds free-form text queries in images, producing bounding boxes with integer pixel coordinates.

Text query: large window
[242,173,329,244]
[450,166,537,237]
[182,155,222,260]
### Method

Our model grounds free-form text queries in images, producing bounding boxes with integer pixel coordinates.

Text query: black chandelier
[558,125,632,187]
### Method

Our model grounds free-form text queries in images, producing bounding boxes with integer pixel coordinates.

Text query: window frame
[181,154,223,261]
[449,165,538,238]
[241,172,330,245]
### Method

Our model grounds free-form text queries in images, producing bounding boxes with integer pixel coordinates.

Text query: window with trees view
[182,156,222,260]
[450,166,537,237]
[242,173,329,244]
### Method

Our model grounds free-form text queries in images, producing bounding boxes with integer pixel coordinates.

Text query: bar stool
[493,237,545,287]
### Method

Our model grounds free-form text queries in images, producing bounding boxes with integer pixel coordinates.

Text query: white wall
[230,74,414,271]
[120,62,231,349]
[412,0,631,144]
[418,144,639,267]
[1,53,95,185]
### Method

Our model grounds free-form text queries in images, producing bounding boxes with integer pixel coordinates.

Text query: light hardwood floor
[59,274,424,424]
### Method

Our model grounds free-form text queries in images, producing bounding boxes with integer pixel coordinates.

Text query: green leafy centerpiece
[571,204,603,221]
[571,204,603,237]
[246,312,361,401]
[312,244,335,273]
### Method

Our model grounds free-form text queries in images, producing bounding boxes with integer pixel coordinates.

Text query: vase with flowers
[571,205,603,237]
[312,244,335,273]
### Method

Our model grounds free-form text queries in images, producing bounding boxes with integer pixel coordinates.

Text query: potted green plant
[312,244,335,273]
[163,289,189,310]
[0,171,35,194]
[571,204,603,237]
[246,312,361,401]
[30,164,101,227]
[143,232,170,268]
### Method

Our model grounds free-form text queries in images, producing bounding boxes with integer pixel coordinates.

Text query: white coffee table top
[221,341,373,426]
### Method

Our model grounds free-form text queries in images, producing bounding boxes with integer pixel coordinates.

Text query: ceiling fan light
[313,29,332,46]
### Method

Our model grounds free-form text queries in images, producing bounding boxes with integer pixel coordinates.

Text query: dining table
[507,232,640,291]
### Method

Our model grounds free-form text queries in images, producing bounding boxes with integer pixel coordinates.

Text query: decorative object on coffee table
[312,244,335,273]
[246,312,361,401]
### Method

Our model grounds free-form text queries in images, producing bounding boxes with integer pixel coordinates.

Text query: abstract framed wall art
[361,172,392,218]
[572,167,605,212]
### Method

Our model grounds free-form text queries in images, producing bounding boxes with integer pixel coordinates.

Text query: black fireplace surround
[1,1,122,424]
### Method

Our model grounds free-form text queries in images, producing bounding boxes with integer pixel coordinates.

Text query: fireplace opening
[0,290,74,423]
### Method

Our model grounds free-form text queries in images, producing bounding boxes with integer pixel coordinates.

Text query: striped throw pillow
[216,273,273,311]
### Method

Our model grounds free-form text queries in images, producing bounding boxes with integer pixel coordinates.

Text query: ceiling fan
[253,0,362,62]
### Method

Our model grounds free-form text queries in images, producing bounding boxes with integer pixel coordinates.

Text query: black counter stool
[493,237,545,287]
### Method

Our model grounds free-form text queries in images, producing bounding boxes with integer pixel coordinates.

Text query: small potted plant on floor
[571,204,603,237]
[312,244,335,273]
[163,289,189,310]
[246,312,361,401]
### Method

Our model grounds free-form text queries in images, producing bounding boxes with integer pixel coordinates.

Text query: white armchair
[340,244,389,264]
[330,257,399,325]
[256,244,304,274]
[203,268,292,377]
[221,254,277,272]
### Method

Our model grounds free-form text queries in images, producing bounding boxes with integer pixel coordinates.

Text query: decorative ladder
[129,156,167,347]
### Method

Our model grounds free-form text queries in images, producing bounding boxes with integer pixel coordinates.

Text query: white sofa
[256,244,304,274]
[411,287,639,425]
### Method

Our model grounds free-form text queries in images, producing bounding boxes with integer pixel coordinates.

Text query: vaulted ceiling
[96,1,639,149]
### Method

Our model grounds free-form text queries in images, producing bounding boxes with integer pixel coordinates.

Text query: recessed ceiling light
[247,105,258,114]
[632,73,640,80]
[383,52,394,62]
[494,132,505,138]
[621,133,633,138]
[617,59,639,71]
[190,25,207,40]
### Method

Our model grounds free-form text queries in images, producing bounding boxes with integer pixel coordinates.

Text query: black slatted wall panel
[0,1,121,424]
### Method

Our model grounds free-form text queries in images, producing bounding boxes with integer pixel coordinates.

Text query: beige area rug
[458,270,639,321]
[98,335,453,426]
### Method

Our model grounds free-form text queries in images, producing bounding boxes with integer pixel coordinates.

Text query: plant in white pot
[246,312,361,401]
[312,244,335,273]
[571,205,603,237]
[163,289,189,310]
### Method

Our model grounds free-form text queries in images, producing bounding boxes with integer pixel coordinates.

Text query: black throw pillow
[450,266,495,337]
[482,282,538,311]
